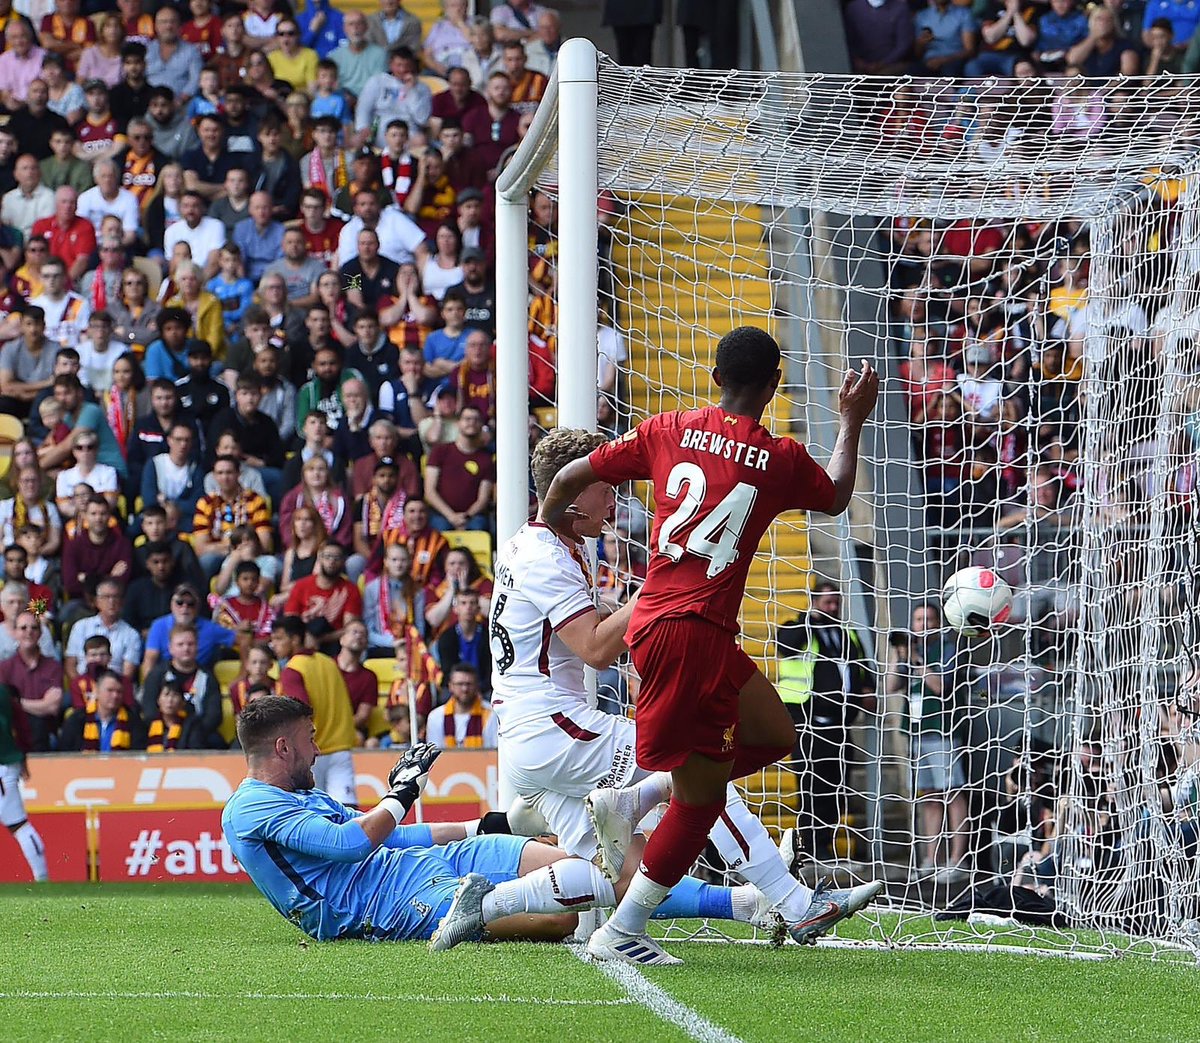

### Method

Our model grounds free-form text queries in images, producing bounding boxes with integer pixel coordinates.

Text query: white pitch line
[570,948,746,1043]
[0,990,634,1008]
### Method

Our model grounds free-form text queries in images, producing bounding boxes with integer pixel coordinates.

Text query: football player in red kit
[541,326,882,964]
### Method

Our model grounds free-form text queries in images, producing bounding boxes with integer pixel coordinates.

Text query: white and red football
[941,566,1013,637]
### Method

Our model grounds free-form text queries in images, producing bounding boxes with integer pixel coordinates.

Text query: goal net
[496,44,1200,958]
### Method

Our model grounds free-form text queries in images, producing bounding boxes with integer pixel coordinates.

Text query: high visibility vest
[778,636,818,706]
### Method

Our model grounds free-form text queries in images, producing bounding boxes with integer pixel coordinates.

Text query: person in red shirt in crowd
[423,404,494,533]
[182,0,223,60]
[899,328,957,422]
[938,218,1004,279]
[39,0,95,75]
[542,326,882,964]
[0,609,63,752]
[284,541,363,653]
[460,71,520,178]
[32,185,96,284]
[449,329,496,423]
[296,187,343,268]
[213,559,275,648]
[119,0,156,48]
[429,65,485,136]
[61,495,132,604]
[336,618,379,746]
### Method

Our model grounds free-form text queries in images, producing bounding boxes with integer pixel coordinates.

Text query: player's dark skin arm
[540,458,599,530]
[825,360,879,516]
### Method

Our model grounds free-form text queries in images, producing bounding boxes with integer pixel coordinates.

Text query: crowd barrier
[1,750,497,883]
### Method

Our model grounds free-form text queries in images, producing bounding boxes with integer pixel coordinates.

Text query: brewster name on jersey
[678,427,771,470]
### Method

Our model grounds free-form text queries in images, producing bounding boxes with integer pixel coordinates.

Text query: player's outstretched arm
[555,593,639,670]
[825,359,879,516]
[540,457,600,533]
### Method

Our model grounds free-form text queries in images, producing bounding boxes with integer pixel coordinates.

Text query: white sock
[609,868,671,936]
[632,772,672,821]
[709,787,813,923]
[13,821,47,882]
[480,858,615,922]
[730,885,761,923]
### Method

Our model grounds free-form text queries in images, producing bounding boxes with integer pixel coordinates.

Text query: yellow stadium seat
[445,529,493,577]
[420,74,448,95]
[365,657,402,694]
[534,406,556,430]
[218,693,237,746]
[0,413,22,480]
[214,659,241,694]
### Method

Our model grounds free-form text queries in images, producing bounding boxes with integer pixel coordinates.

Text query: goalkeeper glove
[379,743,441,826]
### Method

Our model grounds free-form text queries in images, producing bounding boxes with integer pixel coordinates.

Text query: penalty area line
[0,989,635,1007]
[571,948,746,1043]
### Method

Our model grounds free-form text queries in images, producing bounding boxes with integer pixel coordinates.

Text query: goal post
[496,42,1200,958]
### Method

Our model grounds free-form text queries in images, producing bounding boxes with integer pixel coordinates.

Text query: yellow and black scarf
[81,699,132,752]
[440,699,489,749]
[147,711,187,753]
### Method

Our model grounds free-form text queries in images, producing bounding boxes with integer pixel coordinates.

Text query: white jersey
[489,522,594,729]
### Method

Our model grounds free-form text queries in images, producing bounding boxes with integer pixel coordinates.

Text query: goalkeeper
[222,696,749,949]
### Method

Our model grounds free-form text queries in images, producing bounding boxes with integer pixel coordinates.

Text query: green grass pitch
[3,884,1199,1042]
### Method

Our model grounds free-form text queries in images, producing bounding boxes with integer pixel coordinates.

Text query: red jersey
[302,219,342,269]
[32,215,96,272]
[284,574,363,631]
[77,114,123,158]
[181,17,222,59]
[589,406,835,641]
[339,664,378,718]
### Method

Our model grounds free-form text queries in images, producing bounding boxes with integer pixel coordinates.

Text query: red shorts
[629,615,757,772]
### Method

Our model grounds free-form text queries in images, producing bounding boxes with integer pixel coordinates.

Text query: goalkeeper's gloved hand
[379,743,441,825]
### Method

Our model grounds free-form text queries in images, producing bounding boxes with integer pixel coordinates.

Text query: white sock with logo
[481,858,615,922]
[13,821,48,882]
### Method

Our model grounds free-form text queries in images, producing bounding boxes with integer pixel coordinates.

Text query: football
[941,566,1014,636]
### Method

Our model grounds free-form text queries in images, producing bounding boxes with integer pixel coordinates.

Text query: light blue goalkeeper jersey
[221,778,456,942]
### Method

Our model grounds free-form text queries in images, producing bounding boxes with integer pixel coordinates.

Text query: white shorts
[0,762,27,826]
[314,749,357,806]
[499,705,648,861]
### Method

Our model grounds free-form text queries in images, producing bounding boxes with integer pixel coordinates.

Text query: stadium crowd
[0,0,641,758]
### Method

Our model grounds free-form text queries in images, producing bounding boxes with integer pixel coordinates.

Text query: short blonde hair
[531,427,607,502]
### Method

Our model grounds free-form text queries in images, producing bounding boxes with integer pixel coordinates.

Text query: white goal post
[495,40,1200,958]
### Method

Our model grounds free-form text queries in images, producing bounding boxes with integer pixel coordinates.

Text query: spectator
[41,126,94,195]
[0,21,45,110]
[267,18,318,93]
[424,0,471,76]
[416,222,464,302]
[251,117,302,220]
[461,71,520,178]
[229,643,278,716]
[279,455,353,552]
[127,379,193,491]
[429,67,486,138]
[352,455,405,575]
[144,675,218,751]
[366,0,422,52]
[206,376,285,501]
[164,190,226,278]
[146,6,202,104]
[140,621,223,737]
[257,273,308,357]
[75,81,125,164]
[349,417,421,499]
[363,542,422,655]
[1144,0,1200,46]
[65,574,140,680]
[454,18,503,91]
[252,344,296,437]
[75,161,137,250]
[207,243,255,334]
[1144,16,1186,74]
[213,559,274,646]
[58,669,147,752]
[295,345,365,436]
[0,609,63,752]
[211,522,280,600]
[419,383,461,452]
[265,228,325,308]
[331,376,385,463]
[136,504,204,589]
[282,409,338,491]
[964,2,1038,78]
[450,329,497,423]
[355,46,431,149]
[887,601,968,879]
[231,191,284,285]
[52,424,120,515]
[776,582,875,864]
[78,260,129,347]
[32,186,96,283]
[501,39,546,115]
[30,256,89,350]
[123,540,178,636]
[0,581,55,661]
[42,54,86,127]
[423,291,470,379]
[208,171,252,239]
[283,540,362,651]
[336,618,378,745]
[67,634,132,711]
[0,308,57,419]
[38,0,94,73]
[336,188,424,268]
[526,9,562,74]
[242,49,290,116]
[344,318,400,402]
[378,347,435,452]
[440,124,486,197]
[424,405,493,532]
[143,582,234,673]
[112,117,166,212]
[273,505,326,612]
[1035,0,1089,69]
[192,455,273,578]
[913,0,978,76]
[111,43,154,131]
[491,0,545,44]
[1,155,54,242]
[424,547,492,640]
[182,0,223,60]
[301,116,354,201]
[842,0,914,75]
[330,11,385,103]
[141,422,203,528]
[174,341,229,431]
[270,612,358,803]
[0,468,61,553]
[448,246,495,337]
[426,661,495,748]
[398,497,448,587]
[341,231,400,324]
[146,88,200,164]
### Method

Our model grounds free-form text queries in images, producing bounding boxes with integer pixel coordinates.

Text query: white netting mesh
[519,61,1200,956]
